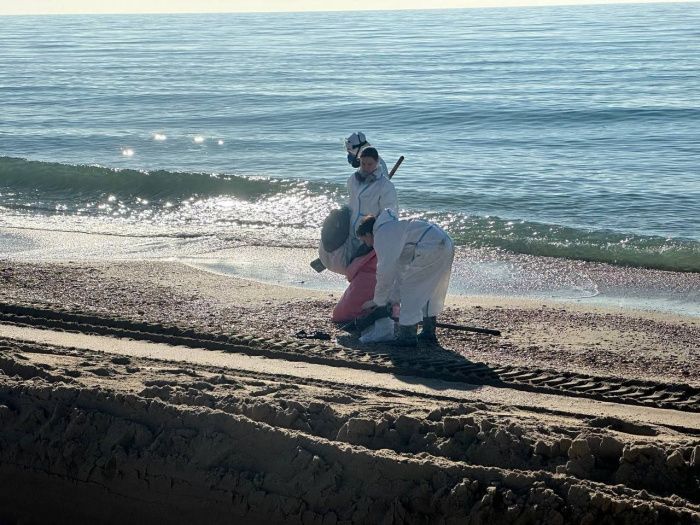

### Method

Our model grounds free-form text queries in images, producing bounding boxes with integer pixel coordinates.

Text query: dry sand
[0,260,699,524]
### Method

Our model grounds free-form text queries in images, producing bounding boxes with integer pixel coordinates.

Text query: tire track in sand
[0,302,699,413]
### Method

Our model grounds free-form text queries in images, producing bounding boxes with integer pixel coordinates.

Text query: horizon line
[1,0,697,16]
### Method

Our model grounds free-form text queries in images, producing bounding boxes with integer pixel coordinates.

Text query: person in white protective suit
[346,145,398,257]
[316,138,398,275]
[356,209,455,347]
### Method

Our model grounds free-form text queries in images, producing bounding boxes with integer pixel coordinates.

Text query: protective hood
[345,132,367,153]
[374,208,399,233]
[346,132,369,168]
[354,167,382,183]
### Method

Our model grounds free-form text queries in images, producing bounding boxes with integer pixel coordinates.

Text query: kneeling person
[356,210,455,346]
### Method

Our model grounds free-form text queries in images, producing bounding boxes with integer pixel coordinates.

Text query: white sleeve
[373,225,403,305]
[379,180,398,215]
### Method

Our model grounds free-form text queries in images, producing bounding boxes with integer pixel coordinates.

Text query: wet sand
[0,260,699,524]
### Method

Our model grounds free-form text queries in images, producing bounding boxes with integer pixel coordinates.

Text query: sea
[1,3,699,313]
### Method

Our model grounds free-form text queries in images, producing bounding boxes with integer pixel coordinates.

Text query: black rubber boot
[389,323,417,347]
[418,316,438,344]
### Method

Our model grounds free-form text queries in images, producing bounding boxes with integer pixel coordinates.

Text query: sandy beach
[3,3,699,522]
[1,259,699,523]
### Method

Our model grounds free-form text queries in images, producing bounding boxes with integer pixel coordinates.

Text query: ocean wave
[396,105,700,128]
[436,214,700,273]
[2,156,698,273]
[0,156,309,202]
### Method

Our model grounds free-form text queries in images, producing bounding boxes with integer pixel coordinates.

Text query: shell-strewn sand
[1,260,698,524]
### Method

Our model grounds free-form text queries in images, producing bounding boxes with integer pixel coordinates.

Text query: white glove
[359,317,395,343]
[361,300,377,311]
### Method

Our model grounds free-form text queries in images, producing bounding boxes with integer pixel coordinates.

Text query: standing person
[316,139,398,276]
[347,146,398,256]
[356,210,455,347]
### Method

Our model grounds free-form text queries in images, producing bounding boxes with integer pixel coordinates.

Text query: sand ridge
[1,337,699,524]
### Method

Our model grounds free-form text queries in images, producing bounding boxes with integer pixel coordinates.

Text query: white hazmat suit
[344,133,395,243]
[347,167,397,244]
[320,164,397,275]
[371,209,454,326]
[319,135,398,275]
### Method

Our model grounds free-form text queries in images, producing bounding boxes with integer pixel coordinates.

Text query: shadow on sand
[335,330,501,393]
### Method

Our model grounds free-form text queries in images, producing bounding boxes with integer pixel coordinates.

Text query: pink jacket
[331,251,377,323]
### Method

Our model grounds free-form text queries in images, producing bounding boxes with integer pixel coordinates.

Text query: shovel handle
[435,322,501,337]
[388,156,404,179]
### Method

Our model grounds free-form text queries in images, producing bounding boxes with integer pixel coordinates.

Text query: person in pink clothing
[331,250,377,323]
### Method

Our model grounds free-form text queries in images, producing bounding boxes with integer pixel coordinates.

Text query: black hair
[356,215,376,237]
[359,147,379,161]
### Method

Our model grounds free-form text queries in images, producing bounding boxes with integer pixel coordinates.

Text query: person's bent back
[356,210,454,347]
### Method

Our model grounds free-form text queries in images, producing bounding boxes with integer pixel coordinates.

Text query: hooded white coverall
[371,209,454,326]
[344,162,398,265]
[347,163,396,241]
[319,163,397,276]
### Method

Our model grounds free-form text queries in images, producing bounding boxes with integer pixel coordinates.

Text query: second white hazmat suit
[370,209,454,326]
